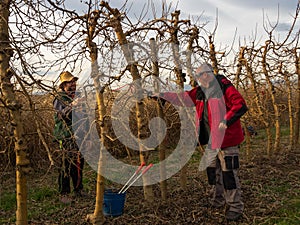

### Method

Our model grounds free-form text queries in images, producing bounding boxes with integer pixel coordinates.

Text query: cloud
[109,0,167,19]
[221,0,298,11]
[64,1,88,13]
[176,0,299,45]
[62,0,299,45]
[275,22,292,32]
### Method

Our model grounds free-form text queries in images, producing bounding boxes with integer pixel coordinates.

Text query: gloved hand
[146,91,166,107]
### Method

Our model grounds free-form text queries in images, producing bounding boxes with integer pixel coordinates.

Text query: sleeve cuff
[221,119,227,125]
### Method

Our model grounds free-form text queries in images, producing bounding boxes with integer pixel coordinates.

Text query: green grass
[189,150,201,163]
[0,187,59,222]
[255,176,300,225]
[0,192,16,211]
[264,198,300,225]
[253,126,291,139]
[27,197,66,219]
[82,166,97,191]
[28,186,57,201]
[27,187,63,220]
[1,135,299,224]
[267,178,292,194]
[280,127,291,137]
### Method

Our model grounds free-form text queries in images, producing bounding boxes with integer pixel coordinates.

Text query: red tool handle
[142,163,153,174]
[135,162,146,174]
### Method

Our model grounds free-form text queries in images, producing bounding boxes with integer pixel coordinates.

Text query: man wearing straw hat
[53,71,85,203]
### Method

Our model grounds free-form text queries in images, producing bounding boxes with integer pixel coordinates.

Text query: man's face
[63,79,77,96]
[196,72,214,88]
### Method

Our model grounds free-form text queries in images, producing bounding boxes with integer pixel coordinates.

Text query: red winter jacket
[161,75,248,149]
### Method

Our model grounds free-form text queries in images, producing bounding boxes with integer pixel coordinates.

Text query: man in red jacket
[161,63,248,221]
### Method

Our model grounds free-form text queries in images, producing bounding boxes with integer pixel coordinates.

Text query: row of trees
[0,0,299,224]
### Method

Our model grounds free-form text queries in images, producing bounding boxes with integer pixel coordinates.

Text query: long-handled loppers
[118,162,153,194]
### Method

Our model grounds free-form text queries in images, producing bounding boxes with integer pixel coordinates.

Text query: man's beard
[66,86,76,97]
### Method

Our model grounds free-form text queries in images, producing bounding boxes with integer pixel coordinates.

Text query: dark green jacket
[53,91,74,141]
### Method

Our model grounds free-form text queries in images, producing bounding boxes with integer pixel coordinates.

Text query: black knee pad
[206,167,216,185]
[224,156,239,170]
[222,171,237,190]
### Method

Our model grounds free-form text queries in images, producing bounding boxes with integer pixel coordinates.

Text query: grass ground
[1,134,300,224]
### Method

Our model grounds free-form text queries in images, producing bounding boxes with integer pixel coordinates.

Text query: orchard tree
[0,0,69,224]
[0,1,31,224]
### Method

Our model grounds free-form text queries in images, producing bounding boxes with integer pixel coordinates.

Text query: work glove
[146,91,166,107]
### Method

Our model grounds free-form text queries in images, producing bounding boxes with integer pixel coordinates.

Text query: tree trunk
[235,49,243,90]
[285,75,294,151]
[241,47,272,156]
[262,43,280,153]
[170,10,187,190]
[88,80,106,224]
[101,1,154,201]
[0,1,31,224]
[87,70,107,225]
[186,26,198,88]
[236,50,251,157]
[85,12,106,224]
[279,64,294,151]
[208,35,219,74]
[294,49,300,147]
[135,77,154,202]
[150,38,167,200]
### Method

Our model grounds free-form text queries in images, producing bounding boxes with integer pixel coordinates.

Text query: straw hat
[59,71,78,87]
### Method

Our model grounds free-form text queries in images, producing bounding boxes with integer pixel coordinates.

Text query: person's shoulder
[54,91,71,103]
[216,74,231,84]
[192,86,201,91]
[216,74,233,88]
[189,86,203,96]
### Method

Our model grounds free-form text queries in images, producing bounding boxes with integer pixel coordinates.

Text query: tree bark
[87,63,106,225]
[261,42,280,153]
[186,26,198,88]
[208,35,219,74]
[236,49,251,156]
[279,63,294,151]
[294,49,300,147]
[0,1,31,224]
[100,1,154,202]
[84,11,106,224]
[241,47,272,156]
[150,38,167,200]
[170,10,187,190]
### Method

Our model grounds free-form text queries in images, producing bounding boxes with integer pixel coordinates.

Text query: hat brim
[59,77,78,87]
[61,76,78,83]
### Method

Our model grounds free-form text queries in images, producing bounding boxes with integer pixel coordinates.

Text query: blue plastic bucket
[103,189,126,217]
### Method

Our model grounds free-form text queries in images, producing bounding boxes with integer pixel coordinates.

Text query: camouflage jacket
[53,91,74,141]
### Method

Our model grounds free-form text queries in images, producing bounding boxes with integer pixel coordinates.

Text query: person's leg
[71,151,84,193]
[212,157,225,207]
[218,146,244,220]
[58,150,71,195]
[68,140,84,194]
[58,148,73,204]
[205,148,225,207]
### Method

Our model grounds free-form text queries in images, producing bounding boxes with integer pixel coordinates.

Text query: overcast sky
[63,0,299,47]
[56,0,299,86]
[105,0,299,47]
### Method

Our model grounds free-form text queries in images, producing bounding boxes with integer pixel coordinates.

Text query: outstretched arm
[159,87,198,107]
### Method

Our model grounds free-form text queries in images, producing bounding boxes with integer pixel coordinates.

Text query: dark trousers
[58,139,84,194]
